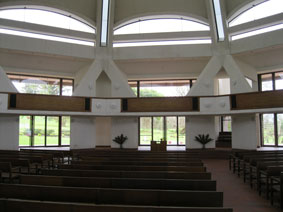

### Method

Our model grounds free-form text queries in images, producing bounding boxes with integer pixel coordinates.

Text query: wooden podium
[150,140,166,152]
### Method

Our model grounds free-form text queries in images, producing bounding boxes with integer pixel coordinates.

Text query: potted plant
[194,134,213,149]
[113,134,128,149]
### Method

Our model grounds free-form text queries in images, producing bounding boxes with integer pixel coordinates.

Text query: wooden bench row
[0,198,233,212]
[0,183,224,207]
[20,175,217,191]
[42,169,212,179]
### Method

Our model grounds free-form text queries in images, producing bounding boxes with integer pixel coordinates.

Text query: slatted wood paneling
[122,97,197,112]
[8,94,90,112]
[231,90,283,110]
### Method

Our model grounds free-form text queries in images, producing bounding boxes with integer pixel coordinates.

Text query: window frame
[138,116,186,146]
[7,73,74,96]
[19,115,70,147]
[129,79,195,98]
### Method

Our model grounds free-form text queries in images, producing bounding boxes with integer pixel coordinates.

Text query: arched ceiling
[114,0,208,27]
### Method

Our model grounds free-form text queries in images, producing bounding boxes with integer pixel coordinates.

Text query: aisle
[203,159,281,212]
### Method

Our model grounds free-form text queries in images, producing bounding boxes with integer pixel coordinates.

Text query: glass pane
[275,72,283,90]
[261,74,273,91]
[33,116,45,146]
[178,117,186,145]
[140,117,152,145]
[166,117,177,145]
[140,80,190,97]
[19,115,31,146]
[153,117,164,141]
[62,79,73,96]
[61,116,71,145]
[277,114,283,146]
[222,116,232,132]
[115,18,209,35]
[0,9,95,33]
[46,116,59,146]
[8,75,60,95]
[262,114,275,146]
[128,81,138,96]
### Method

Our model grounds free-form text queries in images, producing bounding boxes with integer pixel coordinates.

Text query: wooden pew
[20,175,217,191]
[58,164,206,172]
[0,198,233,212]
[41,169,212,180]
[0,162,19,182]
[0,183,224,207]
[71,160,204,167]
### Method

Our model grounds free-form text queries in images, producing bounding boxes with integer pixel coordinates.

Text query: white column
[186,116,216,149]
[70,116,96,149]
[0,115,19,150]
[111,117,138,149]
[232,114,258,150]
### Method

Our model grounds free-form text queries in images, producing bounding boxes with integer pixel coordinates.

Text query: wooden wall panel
[9,94,90,112]
[123,97,196,112]
[232,90,283,110]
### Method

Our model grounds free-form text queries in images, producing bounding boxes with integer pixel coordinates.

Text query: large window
[229,0,283,40]
[139,116,186,146]
[114,17,211,47]
[259,71,283,146]
[129,79,195,97]
[229,0,283,27]
[19,115,70,147]
[0,8,95,46]
[8,74,73,96]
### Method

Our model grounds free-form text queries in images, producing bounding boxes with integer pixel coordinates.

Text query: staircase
[216,132,232,148]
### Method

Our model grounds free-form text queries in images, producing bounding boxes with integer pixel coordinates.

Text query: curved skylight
[114,18,209,35]
[229,0,283,27]
[0,8,95,33]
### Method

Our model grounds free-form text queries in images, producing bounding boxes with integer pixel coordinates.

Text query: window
[129,79,195,97]
[114,17,211,47]
[229,0,283,40]
[212,0,225,41]
[139,116,186,146]
[229,0,283,27]
[8,74,73,96]
[259,72,283,147]
[115,18,209,35]
[19,115,70,147]
[0,8,95,46]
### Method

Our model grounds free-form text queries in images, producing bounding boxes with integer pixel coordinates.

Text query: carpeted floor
[203,159,281,212]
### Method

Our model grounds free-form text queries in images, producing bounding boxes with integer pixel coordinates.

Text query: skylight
[100,0,110,46]
[0,28,94,46]
[113,39,211,48]
[229,0,283,27]
[231,23,283,40]
[212,0,225,41]
[0,9,95,33]
[114,18,209,35]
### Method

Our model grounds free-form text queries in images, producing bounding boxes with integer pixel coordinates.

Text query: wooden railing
[5,90,283,113]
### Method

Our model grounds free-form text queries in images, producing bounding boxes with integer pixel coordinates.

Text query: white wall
[111,117,138,149]
[70,116,96,149]
[0,115,19,150]
[232,114,258,150]
[186,116,216,149]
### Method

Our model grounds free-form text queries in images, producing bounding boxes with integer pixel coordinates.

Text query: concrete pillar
[0,115,19,150]
[70,116,96,149]
[186,116,216,149]
[232,114,258,150]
